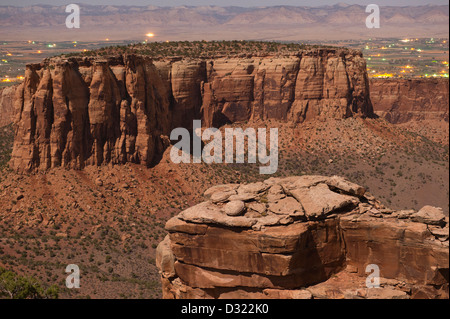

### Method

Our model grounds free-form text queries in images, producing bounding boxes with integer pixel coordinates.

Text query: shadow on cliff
[286,220,347,288]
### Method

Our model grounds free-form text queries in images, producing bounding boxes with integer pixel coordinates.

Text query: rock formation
[0,85,19,127]
[10,55,172,172]
[9,49,373,172]
[370,78,449,123]
[157,175,449,299]
[202,50,372,127]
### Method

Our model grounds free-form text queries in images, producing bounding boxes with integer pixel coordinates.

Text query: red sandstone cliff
[201,50,372,126]
[10,55,171,172]
[9,49,373,172]
[0,85,20,127]
[370,78,449,123]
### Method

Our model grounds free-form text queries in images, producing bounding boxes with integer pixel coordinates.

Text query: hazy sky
[2,0,449,7]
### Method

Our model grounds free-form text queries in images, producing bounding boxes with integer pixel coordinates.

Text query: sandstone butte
[157,175,449,299]
[3,48,375,172]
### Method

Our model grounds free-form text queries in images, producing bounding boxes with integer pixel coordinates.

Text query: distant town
[0,37,448,88]
[320,37,449,79]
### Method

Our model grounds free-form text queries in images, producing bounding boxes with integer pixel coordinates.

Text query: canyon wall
[9,49,373,172]
[157,176,449,299]
[370,78,449,123]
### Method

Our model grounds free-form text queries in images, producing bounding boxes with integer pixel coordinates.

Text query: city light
[373,73,394,78]
[1,36,448,82]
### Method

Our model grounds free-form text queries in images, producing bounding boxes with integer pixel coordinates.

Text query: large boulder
[157,175,449,299]
[411,206,446,226]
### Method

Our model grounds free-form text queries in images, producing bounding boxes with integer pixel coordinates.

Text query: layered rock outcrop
[202,50,372,127]
[0,85,19,127]
[11,55,172,172]
[10,49,373,172]
[370,78,449,123]
[157,175,449,299]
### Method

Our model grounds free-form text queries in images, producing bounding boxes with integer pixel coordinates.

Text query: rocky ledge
[157,175,449,299]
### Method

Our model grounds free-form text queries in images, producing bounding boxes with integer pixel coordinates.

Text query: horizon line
[1,2,449,8]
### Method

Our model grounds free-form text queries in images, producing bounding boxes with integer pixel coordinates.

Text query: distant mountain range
[0,4,448,41]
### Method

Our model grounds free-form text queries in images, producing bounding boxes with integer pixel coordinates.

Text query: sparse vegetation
[0,267,59,299]
[63,40,340,60]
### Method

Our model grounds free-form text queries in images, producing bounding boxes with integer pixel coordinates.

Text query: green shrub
[0,267,59,299]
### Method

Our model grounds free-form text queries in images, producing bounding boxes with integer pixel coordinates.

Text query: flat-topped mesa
[157,175,449,299]
[10,49,373,172]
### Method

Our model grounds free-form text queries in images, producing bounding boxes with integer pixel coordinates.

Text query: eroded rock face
[157,175,449,299]
[10,56,171,172]
[370,78,449,123]
[10,49,373,172]
[202,49,373,127]
[0,85,19,127]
